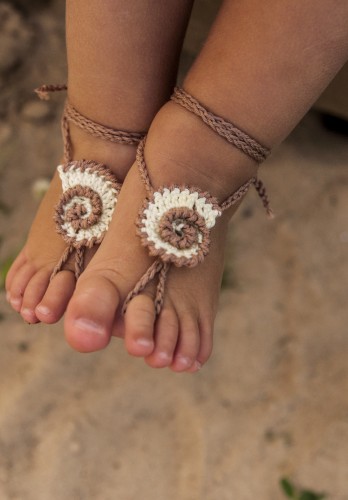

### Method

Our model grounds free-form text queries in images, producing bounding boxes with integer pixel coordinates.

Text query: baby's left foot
[64,98,262,370]
[5,106,140,324]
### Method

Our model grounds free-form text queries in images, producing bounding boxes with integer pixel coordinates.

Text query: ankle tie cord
[35,84,146,279]
[123,87,273,315]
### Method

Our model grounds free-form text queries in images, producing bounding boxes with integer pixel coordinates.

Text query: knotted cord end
[35,86,50,101]
[266,207,275,219]
[34,84,68,101]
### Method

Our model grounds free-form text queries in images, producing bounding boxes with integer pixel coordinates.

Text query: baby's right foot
[5,126,137,325]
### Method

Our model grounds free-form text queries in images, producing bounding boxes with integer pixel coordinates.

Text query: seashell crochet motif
[55,160,121,248]
[138,187,221,268]
[51,159,122,280]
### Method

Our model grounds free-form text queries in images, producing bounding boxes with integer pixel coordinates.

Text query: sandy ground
[0,2,348,499]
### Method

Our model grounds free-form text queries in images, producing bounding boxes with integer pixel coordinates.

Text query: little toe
[186,318,214,373]
[5,250,27,293]
[8,263,37,312]
[170,314,200,373]
[64,274,120,353]
[145,307,179,368]
[20,268,52,323]
[124,294,156,357]
[36,270,76,324]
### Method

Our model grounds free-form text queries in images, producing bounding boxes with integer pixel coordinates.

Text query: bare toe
[186,317,214,373]
[170,313,200,372]
[36,270,76,324]
[5,250,26,293]
[124,294,156,357]
[64,274,120,353]
[145,307,179,368]
[8,263,37,312]
[20,268,52,323]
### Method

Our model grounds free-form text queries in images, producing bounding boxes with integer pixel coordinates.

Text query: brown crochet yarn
[171,87,271,163]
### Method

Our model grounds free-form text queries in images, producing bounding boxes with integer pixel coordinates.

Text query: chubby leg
[5,0,194,324]
[64,0,348,367]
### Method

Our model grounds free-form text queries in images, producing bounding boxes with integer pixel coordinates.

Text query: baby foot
[64,99,262,370]
[5,125,137,325]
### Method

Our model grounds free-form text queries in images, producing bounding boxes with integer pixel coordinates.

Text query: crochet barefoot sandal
[123,87,273,315]
[35,84,145,280]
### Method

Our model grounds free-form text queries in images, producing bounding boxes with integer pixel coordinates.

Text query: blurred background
[0,1,348,499]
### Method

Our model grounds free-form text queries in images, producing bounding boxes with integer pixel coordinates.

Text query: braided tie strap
[171,87,271,163]
[35,84,146,280]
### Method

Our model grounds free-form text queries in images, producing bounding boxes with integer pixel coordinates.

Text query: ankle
[69,123,137,181]
[145,101,259,200]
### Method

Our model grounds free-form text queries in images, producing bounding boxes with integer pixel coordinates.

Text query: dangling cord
[253,178,274,218]
[219,176,273,218]
[35,84,68,100]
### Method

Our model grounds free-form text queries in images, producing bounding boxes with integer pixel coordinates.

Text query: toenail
[21,309,38,324]
[36,305,51,316]
[136,338,153,347]
[21,307,34,317]
[74,318,105,336]
[176,355,192,368]
[10,298,21,308]
[158,351,171,362]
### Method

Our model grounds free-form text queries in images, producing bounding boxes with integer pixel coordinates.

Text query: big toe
[64,273,120,353]
[7,263,36,312]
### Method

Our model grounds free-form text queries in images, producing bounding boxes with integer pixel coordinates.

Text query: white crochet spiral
[139,187,221,263]
[56,162,120,246]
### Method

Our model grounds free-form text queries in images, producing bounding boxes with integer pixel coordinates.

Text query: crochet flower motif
[137,186,222,267]
[55,160,121,248]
